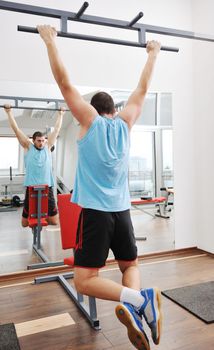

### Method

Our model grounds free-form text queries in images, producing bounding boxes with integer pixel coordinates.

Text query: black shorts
[22,187,58,219]
[74,208,137,268]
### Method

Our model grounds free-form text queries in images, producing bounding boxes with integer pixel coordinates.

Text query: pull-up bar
[0,1,214,53]
[0,95,69,112]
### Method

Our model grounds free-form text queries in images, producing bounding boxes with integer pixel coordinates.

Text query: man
[4,105,64,227]
[38,24,161,350]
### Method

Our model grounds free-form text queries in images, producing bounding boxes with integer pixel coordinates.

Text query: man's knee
[118,258,139,273]
[74,275,87,294]
[47,214,59,225]
[21,217,29,227]
[74,268,98,295]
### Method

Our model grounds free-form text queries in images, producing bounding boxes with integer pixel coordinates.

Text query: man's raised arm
[4,105,31,149]
[48,108,65,148]
[120,40,161,129]
[37,25,97,128]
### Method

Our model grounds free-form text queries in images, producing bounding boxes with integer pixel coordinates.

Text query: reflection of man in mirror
[38,24,162,350]
[4,105,65,227]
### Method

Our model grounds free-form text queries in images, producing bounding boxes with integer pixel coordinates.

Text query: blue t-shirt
[72,115,131,211]
[24,143,54,187]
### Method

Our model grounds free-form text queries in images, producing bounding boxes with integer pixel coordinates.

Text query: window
[127,92,173,197]
[161,130,173,187]
[0,137,19,170]
[129,130,155,197]
[112,90,173,197]
[159,93,172,126]
[136,93,157,126]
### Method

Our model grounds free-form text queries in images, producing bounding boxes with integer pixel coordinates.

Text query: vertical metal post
[77,293,84,302]
[33,226,37,245]
[36,187,42,249]
[89,296,98,320]
[138,27,146,45]
[60,16,68,33]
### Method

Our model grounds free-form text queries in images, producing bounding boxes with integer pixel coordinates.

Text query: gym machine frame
[34,193,100,330]
[27,185,64,269]
[0,1,214,52]
[0,95,69,112]
[34,271,100,330]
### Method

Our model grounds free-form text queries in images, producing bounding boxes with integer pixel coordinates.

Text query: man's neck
[102,113,116,119]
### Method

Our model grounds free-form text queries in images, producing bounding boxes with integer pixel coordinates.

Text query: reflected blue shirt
[24,143,54,187]
[72,115,131,211]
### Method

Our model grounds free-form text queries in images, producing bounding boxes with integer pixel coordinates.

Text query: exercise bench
[27,185,64,269]
[34,193,100,330]
[159,187,174,215]
[131,196,170,219]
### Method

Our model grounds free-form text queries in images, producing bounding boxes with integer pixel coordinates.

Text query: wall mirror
[0,85,174,275]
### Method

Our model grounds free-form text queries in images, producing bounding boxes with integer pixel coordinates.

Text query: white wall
[192,0,214,253]
[0,0,213,253]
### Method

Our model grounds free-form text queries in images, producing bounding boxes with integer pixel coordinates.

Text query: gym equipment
[34,193,100,330]
[1,184,12,206]
[131,196,170,219]
[0,95,69,111]
[1,1,214,52]
[12,195,21,207]
[0,166,17,212]
[159,187,174,214]
[27,185,64,269]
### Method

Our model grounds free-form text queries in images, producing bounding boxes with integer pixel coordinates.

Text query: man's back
[72,115,130,211]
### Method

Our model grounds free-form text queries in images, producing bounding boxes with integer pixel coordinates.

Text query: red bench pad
[64,256,74,266]
[57,194,82,250]
[131,196,166,205]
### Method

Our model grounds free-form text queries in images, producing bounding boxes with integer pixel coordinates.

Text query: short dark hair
[90,91,115,115]
[32,131,45,141]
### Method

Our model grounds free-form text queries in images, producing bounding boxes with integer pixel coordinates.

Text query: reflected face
[33,136,46,150]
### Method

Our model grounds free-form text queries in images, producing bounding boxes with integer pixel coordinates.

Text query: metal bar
[37,187,42,230]
[0,207,17,212]
[88,294,98,320]
[28,258,64,269]
[77,292,84,303]
[32,227,37,245]
[1,1,214,43]
[0,1,214,44]
[155,203,170,219]
[0,1,139,30]
[0,94,66,103]
[144,23,214,42]
[135,236,147,241]
[0,105,69,111]
[131,203,156,218]
[128,12,143,27]
[60,16,67,33]
[58,276,100,330]
[32,245,49,262]
[0,95,68,110]
[138,28,146,45]
[17,26,179,52]
[30,213,47,217]
[0,0,71,19]
[75,2,89,19]
[34,272,100,329]
[34,272,74,284]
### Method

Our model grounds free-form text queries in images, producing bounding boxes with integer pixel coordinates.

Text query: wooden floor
[0,206,174,274]
[0,251,213,350]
